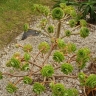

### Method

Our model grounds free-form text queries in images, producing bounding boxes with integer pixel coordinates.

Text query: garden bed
[0,16,96,96]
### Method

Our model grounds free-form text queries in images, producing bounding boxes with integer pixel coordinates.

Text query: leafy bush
[79,0,96,23]
[0,3,95,96]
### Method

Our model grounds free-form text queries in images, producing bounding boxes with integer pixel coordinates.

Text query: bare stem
[54,75,77,78]
[54,65,60,70]
[68,54,76,63]
[42,43,56,65]
[14,78,23,85]
[2,73,27,77]
[83,86,87,96]
[71,25,80,32]
[30,69,41,75]
[56,20,61,38]
[28,61,42,69]
[61,14,70,22]
[33,49,44,62]
[61,32,80,39]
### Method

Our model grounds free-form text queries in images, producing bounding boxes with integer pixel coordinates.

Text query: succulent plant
[41,19,47,24]
[70,10,77,18]
[77,48,90,59]
[80,27,89,38]
[76,47,90,69]
[64,6,75,15]
[47,25,54,33]
[78,72,86,86]
[60,3,66,9]
[56,38,66,49]
[21,63,29,71]
[65,30,71,37]
[78,72,86,81]
[67,43,76,53]
[33,82,45,94]
[6,83,17,93]
[23,44,33,52]
[53,51,65,63]
[38,42,50,54]
[64,88,79,96]
[76,57,89,69]
[61,63,73,75]
[1,3,95,96]
[10,57,21,69]
[40,19,47,29]
[33,4,50,16]
[69,19,77,27]
[85,74,96,88]
[42,6,50,16]
[24,53,31,61]
[13,52,20,58]
[52,7,64,20]
[41,65,54,77]
[6,60,12,67]
[23,76,32,84]
[51,83,65,96]
[80,19,87,27]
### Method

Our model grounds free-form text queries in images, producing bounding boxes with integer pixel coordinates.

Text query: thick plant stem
[42,43,56,65]
[56,20,61,38]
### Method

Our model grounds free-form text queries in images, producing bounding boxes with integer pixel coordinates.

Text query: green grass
[0,0,53,49]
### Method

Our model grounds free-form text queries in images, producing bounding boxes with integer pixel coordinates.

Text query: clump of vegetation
[0,3,96,96]
[53,0,96,24]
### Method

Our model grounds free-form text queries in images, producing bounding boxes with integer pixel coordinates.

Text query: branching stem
[28,61,42,68]
[54,75,77,78]
[14,78,23,85]
[42,43,56,65]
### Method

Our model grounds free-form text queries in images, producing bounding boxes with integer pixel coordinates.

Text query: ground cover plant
[0,3,96,96]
